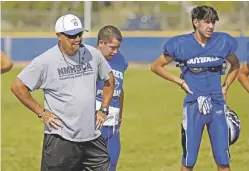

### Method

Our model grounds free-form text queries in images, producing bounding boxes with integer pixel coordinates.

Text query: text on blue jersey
[163,32,238,103]
[96,52,128,108]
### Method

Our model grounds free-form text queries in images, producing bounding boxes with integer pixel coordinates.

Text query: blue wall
[1,37,249,62]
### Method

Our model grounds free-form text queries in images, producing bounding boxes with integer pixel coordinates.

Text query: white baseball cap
[55,14,88,35]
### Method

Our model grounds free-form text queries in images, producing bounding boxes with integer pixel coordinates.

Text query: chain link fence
[1,1,249,33]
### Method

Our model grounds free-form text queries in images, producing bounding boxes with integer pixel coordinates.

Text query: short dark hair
[191,5,219,30]
[97,25,122,45]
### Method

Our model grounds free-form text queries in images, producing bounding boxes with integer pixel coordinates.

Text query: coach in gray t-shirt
[11,14,114,171]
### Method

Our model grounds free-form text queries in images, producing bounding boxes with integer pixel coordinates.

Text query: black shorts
[41,134,110,171]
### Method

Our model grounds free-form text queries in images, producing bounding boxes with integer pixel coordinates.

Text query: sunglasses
[61,31,83,39]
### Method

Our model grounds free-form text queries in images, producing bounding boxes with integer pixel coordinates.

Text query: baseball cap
[55,14,88,35]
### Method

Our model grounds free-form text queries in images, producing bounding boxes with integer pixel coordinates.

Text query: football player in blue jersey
[238,57,249,93]
[151,5,240,171]
[96,25,128,171]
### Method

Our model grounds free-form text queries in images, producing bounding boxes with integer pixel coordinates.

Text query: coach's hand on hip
[39,109,61,129]
[95,110,107,130]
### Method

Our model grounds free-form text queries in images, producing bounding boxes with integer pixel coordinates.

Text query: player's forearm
[1,62,13,73]
[119,89,124,119]
[151,65,184,86]
[101,72,115,108]
[11,79,43,116]
[223,63,240,88]
[1,52,13,73]
[238,73,249,93]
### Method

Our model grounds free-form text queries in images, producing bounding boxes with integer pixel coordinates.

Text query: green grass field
[1,67,249,171]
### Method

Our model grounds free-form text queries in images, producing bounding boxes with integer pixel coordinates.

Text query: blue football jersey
[96,52,128,108]
[163,32,238,103]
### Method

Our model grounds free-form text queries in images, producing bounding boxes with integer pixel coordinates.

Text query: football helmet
[226,106,241,145]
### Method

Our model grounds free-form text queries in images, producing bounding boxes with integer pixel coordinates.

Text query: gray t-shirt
[17,44,112,142]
